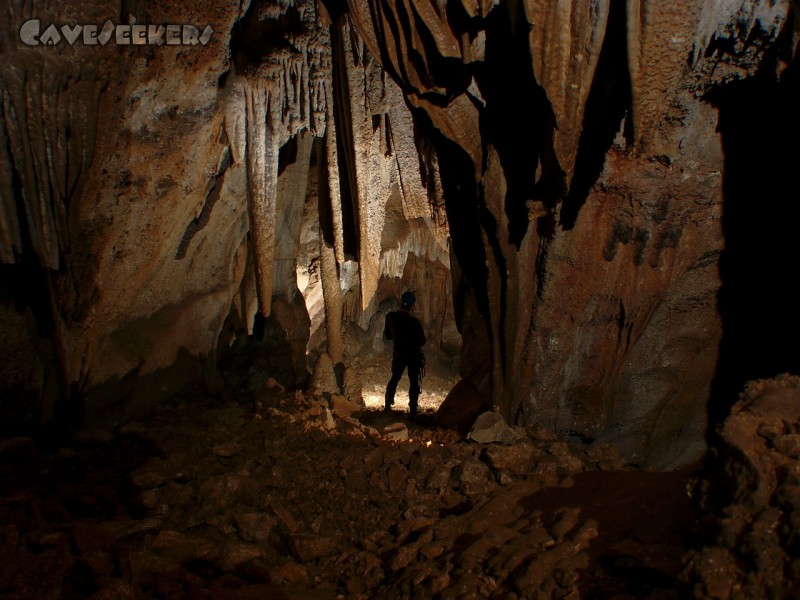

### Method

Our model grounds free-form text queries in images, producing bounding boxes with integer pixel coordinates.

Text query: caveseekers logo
[19,19,213,46]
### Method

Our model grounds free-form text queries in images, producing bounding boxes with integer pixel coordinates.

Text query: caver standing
[383,291,426,418]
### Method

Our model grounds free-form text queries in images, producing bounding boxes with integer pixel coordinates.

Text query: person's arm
[416,319,426,347]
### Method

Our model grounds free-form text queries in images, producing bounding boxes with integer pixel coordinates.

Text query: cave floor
[351,345,461,414]
[0,388,702,599]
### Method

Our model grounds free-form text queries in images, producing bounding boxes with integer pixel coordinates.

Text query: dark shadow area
[219,297,311,393]
[230,3,303,72]
[0,152,75,436]
[520,465,702,598]
[560,0,632,229]
[707,60,800,431]
[329,16,360,260]
[479,1,555,248]
[413,110,490,330]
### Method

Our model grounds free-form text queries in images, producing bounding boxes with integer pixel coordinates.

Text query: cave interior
[1,0,799,598]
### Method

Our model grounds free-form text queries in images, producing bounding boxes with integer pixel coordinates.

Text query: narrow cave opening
[708,62,800,430]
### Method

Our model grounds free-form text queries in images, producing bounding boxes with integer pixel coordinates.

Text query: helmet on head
[401,291,416,309]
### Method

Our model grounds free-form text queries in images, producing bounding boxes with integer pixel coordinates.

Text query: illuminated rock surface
[1,0,799,596]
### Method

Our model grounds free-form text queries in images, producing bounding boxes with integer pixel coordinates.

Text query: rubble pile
[1,386,697,599]
[685,374,800,599]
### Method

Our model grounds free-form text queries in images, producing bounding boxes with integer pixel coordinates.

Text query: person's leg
[407,358,421,418]
[385,354,406,410]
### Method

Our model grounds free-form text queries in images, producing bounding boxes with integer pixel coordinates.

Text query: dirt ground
[352,345,460,414]
[0,378,705,599]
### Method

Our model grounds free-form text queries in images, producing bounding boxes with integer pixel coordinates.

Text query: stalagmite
[319,234,344,364]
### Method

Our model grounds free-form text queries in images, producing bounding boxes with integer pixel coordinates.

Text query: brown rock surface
[0,388,702,598]
[685,374,800,600]
[0,5,798,597]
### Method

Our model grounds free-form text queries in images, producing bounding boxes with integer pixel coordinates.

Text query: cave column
[323,76,346,266]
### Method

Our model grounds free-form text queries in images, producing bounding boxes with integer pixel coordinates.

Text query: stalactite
[323,78,346,264]
[244,81,282,317]
[0,63,101,268]
[692,0,791,66]
[235,0,333,316]
[523,0,611,180]
[274,132,315,301]
[345,27,385,312]
[379,221,449,279]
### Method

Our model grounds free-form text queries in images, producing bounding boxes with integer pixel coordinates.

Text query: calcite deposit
[1,1,799,595]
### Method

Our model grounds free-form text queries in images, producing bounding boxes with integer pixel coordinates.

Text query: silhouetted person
[384,291,426,418]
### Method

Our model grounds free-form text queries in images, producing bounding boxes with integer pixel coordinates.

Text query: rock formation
[1,0,798,474]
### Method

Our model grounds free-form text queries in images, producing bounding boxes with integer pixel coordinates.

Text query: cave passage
[709,61,800,429]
